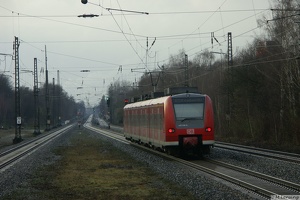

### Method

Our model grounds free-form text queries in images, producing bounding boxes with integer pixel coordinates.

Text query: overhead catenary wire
[182,10,269,58]
[86,1,149,70]
[0,5,271,41]
[15,19,285,81]
[152,7,270,66]
[0,4,270,50]
[19,39,120,67]
[0,1,278,104]
[167,0,228,50]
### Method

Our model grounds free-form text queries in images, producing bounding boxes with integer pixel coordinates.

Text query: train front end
[164,93,214,155]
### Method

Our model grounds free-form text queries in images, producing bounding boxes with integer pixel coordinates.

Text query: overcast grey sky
[0,0,272,106]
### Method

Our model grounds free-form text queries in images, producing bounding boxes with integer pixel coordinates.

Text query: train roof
[124,93,206,109]
[124,96,170,109]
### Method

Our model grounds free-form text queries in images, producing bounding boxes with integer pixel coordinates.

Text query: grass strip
[3,129,196,200]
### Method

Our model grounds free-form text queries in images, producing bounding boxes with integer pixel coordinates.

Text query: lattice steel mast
[33,58,41,135]
[45,46,51,131]
[13,36,22,143]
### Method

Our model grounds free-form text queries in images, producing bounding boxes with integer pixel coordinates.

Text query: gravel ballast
[0,126,271,199]
[209,147,300,185]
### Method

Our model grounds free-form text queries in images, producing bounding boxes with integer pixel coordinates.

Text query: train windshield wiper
[180,117,202,122]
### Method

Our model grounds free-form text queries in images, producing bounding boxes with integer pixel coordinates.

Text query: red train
[123,91,214,156]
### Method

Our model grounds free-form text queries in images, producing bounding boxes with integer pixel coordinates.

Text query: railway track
[86,122,300,199]
[0,125,74,172]
[143,146,300,199]
[198,159,300,196]
[84,121,128,144]
[106,124,300,163]
[103,123,300,162]
[215,141,300,164]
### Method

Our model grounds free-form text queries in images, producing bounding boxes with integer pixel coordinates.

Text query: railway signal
[106,98,110,107]
[124,99,129,105]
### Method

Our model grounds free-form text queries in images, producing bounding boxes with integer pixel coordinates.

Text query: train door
[158,106,164,143]
[139,109,143,141]
[149,107,155,145]
[146,107,150,144]
[134,109,139,140]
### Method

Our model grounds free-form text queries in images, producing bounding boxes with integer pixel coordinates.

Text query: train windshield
[173,97,205,128]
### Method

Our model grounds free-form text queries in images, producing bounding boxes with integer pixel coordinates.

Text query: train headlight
[168,128,175,133]
[205,127,212,132]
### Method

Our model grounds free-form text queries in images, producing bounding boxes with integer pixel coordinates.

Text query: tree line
[99,0,300,150]
[0,74,85,130]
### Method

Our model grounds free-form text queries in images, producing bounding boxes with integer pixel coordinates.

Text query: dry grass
[4,129,196,200]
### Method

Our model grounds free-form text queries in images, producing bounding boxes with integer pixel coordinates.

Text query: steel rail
[0,128,65,157]
[102,124,300,163]
[85,122,297,199]
[215,142,300,164]
[83,123,128,144]
[129,143,280,199]
[0,125,74,171]
[206,158,300,192]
